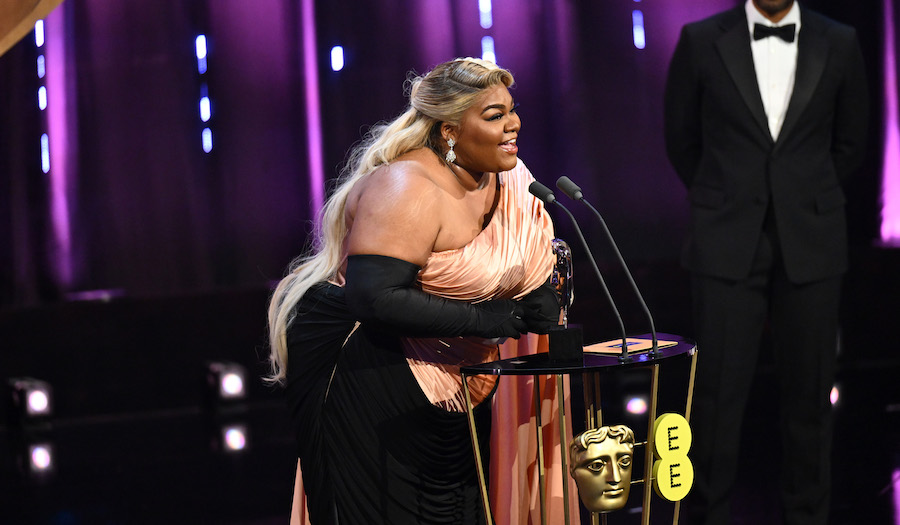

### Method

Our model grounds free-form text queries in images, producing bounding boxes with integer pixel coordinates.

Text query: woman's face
[450,84,521,175]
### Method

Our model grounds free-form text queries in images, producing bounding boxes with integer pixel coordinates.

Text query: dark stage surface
[1,249,897,525]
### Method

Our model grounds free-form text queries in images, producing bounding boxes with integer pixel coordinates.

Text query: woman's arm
[342,161,531,338]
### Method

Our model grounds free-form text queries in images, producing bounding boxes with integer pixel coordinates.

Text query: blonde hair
[266,58,515,384]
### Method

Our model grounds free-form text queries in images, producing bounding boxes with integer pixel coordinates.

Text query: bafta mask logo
[569,425,635,512]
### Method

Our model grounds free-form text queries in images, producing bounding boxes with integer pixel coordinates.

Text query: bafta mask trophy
[569,425,635,513]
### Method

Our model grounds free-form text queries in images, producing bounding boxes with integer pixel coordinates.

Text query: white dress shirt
[745,0,801,141]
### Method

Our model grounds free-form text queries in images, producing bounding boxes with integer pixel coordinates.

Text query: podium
[460,333,698,525]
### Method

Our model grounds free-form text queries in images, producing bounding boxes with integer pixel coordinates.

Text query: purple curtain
[0,0,884,310]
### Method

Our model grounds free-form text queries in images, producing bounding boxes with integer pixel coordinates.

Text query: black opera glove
[344,254,529,339]
[519,282,562,334]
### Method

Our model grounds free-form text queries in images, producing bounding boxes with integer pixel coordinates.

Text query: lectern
[461,333,698,525]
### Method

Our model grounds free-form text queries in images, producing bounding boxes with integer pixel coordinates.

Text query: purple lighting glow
[892,468,900,525]
[302,0,324,216]
[881,0,900,245]
[46,9,73,287]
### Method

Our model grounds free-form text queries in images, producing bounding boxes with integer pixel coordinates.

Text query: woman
[268,57,559,524]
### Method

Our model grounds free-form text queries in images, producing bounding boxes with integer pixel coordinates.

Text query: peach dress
[403,160,580,524]
[292,160,579,524]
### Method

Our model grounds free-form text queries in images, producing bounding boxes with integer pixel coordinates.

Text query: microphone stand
[529,181,632,363]
[556,176,659,357]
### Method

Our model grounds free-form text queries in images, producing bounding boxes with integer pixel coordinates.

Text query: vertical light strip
[40,133,50,173]
[881,0,900,245]
[330,46,344,72]
[45,10,73,286]
[481,36,496,63]
[479,0,493,29]
[302,0,324,216]
[477,0,496,63]
[632,10,646,49]
[195,35,208,74]
[34,20,44,47]
[196,34,213,153]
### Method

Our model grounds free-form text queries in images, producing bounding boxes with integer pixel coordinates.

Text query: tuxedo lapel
[776,9,828,148]
[715,14,772,143]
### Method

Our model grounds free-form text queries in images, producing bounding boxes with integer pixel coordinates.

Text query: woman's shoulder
[360,150,444,197]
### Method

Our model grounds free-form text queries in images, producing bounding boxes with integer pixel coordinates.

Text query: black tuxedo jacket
[664,5,868,284]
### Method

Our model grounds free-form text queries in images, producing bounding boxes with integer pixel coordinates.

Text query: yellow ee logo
[651,413,694,501]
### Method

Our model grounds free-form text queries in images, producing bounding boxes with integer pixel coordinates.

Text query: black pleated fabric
[285,282,491,524]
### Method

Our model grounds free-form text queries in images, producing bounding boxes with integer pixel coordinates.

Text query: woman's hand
[518,282,561,334]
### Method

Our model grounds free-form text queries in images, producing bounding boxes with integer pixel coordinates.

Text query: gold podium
[461,333,698,525]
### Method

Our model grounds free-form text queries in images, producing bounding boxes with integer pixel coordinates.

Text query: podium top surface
[460,333,696,376]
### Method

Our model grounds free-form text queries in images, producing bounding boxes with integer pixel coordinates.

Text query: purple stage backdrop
[0,0,890,309]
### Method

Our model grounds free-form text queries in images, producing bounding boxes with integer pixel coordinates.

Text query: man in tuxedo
[663,1,868,524]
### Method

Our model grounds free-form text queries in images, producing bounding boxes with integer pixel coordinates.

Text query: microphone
[556,176,659,356]
[529,181,631,362]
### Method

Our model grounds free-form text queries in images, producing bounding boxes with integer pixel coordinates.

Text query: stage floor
[1,250,898,524]
[2,358,897,524]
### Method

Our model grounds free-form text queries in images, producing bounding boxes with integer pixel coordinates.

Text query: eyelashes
[487,103,520,121]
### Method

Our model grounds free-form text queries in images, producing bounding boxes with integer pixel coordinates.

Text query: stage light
[40,133,50,173]
[626,396,648,415]
[37,55,45,78]
[35,20,45,47]
[8,377,53,419]
[479,0,493,29]
[29,443,54,473]
[13,439,57,480]
[195,34,208,74]
[330,46,344,71]
[201,128,213,153]
[481,36,496,64]
[222,424,248,452]
[632,10,646,49]
[206,362,247,401]
[199,96,211,122]
[38,86,47,110]
[830,385,840,406]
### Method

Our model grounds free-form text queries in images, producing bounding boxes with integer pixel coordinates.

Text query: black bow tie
[753,23,796,43]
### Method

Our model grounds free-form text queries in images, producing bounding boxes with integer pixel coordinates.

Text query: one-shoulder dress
[285,160,555,524]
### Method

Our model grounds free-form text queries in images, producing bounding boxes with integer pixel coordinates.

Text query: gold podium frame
[461,334,698,525]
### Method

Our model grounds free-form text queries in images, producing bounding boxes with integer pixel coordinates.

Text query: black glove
[518,282,562,334]
[344,254,528,339]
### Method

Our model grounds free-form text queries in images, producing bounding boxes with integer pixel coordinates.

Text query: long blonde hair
[266,58,515,384]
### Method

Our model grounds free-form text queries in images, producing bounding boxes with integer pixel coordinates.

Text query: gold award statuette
[651,413,694,501]
[568,425,635,513]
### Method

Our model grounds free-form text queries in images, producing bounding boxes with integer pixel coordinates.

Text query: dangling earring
[445,138,456,164]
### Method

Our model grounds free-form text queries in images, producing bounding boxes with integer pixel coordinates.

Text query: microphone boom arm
[557,176,659,356]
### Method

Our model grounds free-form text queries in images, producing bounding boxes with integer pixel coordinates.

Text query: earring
[445,138,456,164]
